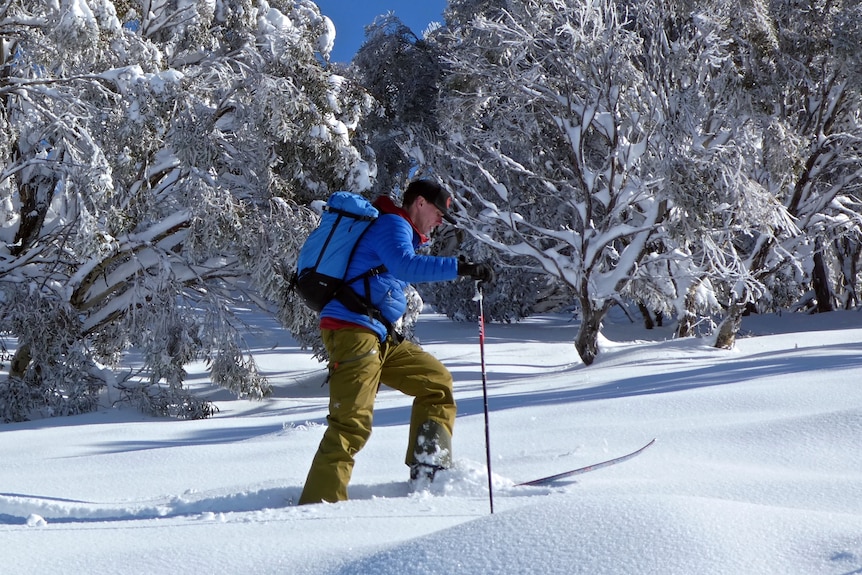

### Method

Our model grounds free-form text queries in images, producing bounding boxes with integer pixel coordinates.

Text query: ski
[516,438,656,487]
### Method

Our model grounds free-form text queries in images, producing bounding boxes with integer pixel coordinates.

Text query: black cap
[404,180,456,224]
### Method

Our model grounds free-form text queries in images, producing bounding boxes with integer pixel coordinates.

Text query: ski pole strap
[473,279,483,302]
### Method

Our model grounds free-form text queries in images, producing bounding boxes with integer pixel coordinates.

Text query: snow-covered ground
[2,308,862,574]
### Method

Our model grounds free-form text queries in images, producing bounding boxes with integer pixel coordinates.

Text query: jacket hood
[373,195,429,244]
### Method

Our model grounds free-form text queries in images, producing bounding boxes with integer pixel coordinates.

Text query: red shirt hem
[320,317,365,331]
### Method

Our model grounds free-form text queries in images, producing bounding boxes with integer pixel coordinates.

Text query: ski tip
[514,437,657,487]
[637,438,657,452]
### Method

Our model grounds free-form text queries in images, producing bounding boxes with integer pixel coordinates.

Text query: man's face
[411,197,445,235]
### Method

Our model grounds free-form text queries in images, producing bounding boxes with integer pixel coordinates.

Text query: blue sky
[313,1,448,63]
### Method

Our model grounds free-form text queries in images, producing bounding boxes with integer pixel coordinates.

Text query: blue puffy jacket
[320,196,459,340]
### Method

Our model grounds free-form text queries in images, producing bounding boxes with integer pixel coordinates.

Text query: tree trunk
[836,237,860,310]
[713,304,744,350]
[676,313,695,338]
[676,283,700,338]
[9,344,31,379]
[637,302,655,330]
[575,302,605,366]
[811,238,835,313]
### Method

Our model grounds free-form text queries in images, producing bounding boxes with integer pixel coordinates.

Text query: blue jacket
[320,196,459,340]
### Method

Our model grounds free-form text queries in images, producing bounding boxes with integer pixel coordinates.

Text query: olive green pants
[298,328,456,505]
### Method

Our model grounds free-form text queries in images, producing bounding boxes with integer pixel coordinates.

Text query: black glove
[457,261,496,284]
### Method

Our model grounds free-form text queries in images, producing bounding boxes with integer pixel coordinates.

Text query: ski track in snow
[0,458,558,526]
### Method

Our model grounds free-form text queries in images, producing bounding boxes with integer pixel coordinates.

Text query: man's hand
[457,261,496,285]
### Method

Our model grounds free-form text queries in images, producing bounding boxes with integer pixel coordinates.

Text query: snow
[317,15,336,57]
[62,0,98,32]
[2,308,862,574]
[261,2,295,34]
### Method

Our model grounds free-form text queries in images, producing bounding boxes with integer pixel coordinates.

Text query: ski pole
[475,282,494,514]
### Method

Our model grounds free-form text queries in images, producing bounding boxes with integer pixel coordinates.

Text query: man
[298,179,494,505]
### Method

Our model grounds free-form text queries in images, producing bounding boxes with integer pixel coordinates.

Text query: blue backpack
[293,192,386,314]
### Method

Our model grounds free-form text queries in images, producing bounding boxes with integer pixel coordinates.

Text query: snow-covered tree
[351,13,442,198]
[0,0,374,422]
[764,0,862,313]
[654,0,862,344]
[621,0,801,347]
[420,0,862,356]
[422,0,667,364]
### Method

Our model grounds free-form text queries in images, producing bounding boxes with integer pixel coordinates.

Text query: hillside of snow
[2,309,861,574]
